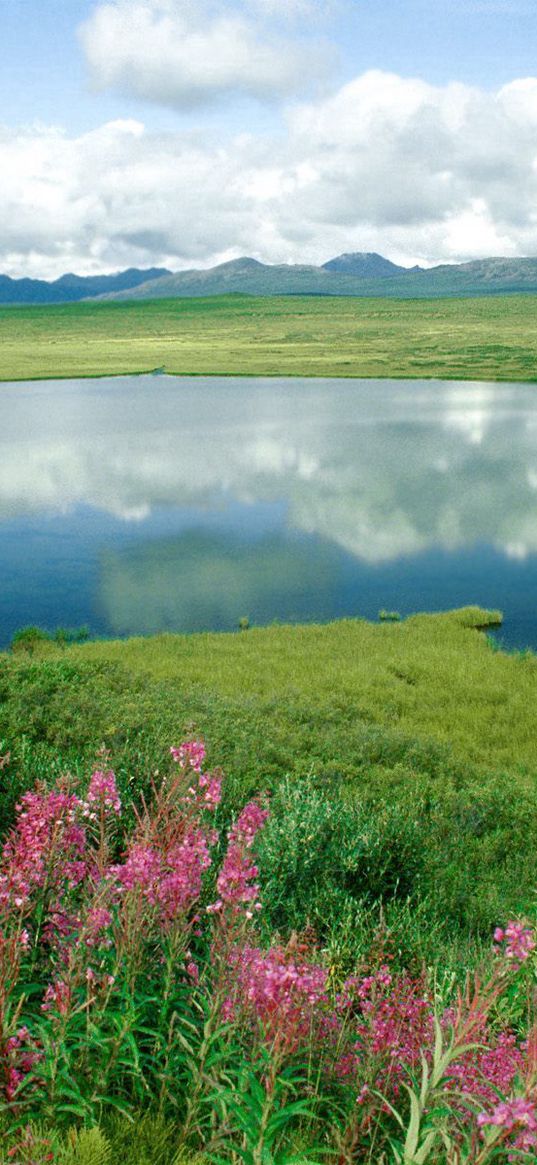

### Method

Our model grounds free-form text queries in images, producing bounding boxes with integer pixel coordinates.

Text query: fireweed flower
[225,944,328,1033]
[478,1096,537,1131]
[450,1032,526,1107]
[6,748,537,1145]
[478,1095,537,1152]
[198,772,222,810]
[81,906,113,948]
[494,921,536,964]
[41,979,72,1016]
[157,829,212,922]
[3,1027,40,1102]
[84,769,121,817]
[0,787,86,911]
[112,843,162,901]
[210,800,269,917]
[170,741,206,772]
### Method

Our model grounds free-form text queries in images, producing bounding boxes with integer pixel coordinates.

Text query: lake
[1,374,537,651]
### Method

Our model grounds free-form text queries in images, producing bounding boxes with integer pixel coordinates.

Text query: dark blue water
[1,374,537,649]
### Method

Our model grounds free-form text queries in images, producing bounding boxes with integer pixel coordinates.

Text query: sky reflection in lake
[2,375,537,649]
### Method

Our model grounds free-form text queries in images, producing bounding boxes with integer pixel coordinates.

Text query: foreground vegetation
[2,608,537,1162]
[2,293,537,382]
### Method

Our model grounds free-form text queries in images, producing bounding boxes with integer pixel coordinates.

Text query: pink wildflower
[225,944,328,1048]
[494,921,536,965]
[2,1027,40,1102]
[451,1031,525,1105]
[41,979,72,1016]
[157,829,212,922]
[0,787,86,912]
[85,769,121,816]
[170,741,206,772]
[208,800,268,918]
[478,1095,537,1151]
[229,801,270,849]
[82,906,113,947]
[113,843,162,901]
[42,907,79,947]
[198,772,222,810]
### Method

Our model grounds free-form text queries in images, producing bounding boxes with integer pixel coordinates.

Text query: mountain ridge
[93,254,537,302]
[3,254,537,304]
[0,267,171,305]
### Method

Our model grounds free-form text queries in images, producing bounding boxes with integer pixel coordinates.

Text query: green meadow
[2,606,536,975]
[2,292,537,381]
[4,610,537,1158]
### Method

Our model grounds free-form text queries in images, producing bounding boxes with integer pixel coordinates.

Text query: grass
[3,608,537,1160]
[61,606,531,773]
[2,605,537,970]
[1,293,537,381]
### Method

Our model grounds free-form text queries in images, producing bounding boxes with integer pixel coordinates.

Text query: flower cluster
[2,735,537,1165]
[210,800,269,919]
[41,979,72,1017]
[478,1096,537,1154]
[84,769,121,817]
[3,1026,39,1102]
[224,943,328,1046]
[333,967,434,1088]
[494,920,536,965]
[0,786,86,912]
[450,1031,525,1107]
[170,740,206,772]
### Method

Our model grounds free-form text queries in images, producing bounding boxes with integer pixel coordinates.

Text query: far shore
[1,292,537,383]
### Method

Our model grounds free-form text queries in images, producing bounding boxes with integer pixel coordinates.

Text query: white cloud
[79,0,332,109]
[5,69,537,277]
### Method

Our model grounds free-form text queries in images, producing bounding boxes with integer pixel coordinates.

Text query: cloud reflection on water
[1,376,537,567]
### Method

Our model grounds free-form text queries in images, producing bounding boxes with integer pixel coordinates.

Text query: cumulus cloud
[5,69,537,277]
[79,0,333,108]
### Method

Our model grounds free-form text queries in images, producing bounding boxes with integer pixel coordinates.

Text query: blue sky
[2,0,537,276]
[3,0,537,129]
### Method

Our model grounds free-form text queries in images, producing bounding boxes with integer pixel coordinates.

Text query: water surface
[2,375,537,650]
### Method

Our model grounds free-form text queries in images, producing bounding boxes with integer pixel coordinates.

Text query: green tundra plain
[2,291,537,381]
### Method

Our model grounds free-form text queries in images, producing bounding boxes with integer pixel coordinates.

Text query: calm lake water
[2,374,537,651]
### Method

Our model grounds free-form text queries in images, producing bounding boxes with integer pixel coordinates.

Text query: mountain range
[0,267,171,305]
[3,253,537,304]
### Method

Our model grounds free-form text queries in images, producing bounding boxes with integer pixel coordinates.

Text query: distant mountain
[92,255,423,301]
[321,251,411,277]
[4,255,537,305]
[96,254,537,302]
[0,267,171,305]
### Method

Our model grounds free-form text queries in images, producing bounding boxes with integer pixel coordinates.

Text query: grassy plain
[2,292,537,381]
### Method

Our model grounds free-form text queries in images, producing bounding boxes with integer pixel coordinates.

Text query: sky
[3,0,537,277]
